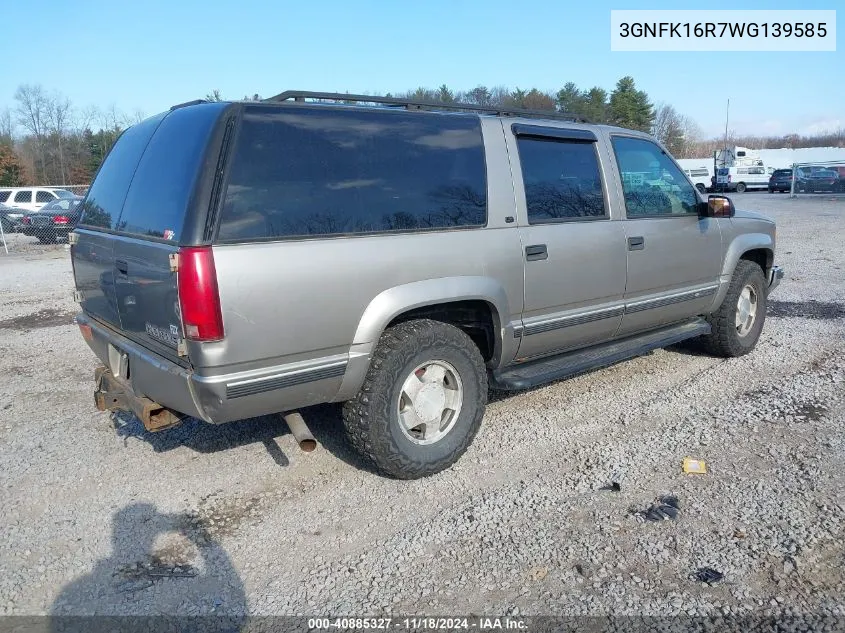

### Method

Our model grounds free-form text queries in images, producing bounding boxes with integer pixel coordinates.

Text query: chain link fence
[787,161,845,197]
[0,185,89,255]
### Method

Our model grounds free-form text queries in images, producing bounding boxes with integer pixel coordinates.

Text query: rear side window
[79,114,165,229]
[0,192,11,202]
[217,106,487,241]
[116,104,224,241]
[14,190,32,203]
[516,137,606,222]
[35,190,55,203]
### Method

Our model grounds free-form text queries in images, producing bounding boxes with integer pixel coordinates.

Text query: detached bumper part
[94,366,183,432]
[768,265,784,294]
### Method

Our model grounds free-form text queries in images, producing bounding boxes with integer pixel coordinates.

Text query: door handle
[627,237,645,251]
[525,244,548,261]
[115,259,128,275]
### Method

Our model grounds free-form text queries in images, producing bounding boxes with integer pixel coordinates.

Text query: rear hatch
[71,102,229,362]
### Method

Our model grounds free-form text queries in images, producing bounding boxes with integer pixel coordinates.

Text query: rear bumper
[76,312,347,424]
[77,313,208,421]
[768,265,784,294]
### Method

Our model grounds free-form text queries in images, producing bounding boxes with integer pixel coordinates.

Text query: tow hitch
[94,366,183,432]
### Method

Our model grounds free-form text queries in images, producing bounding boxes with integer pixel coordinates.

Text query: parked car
[0,202,29,233]
[797,168,840,193]
[21,196,83,242]
[0,187,77,212]
[70,92,783,479]
[768,169,795,193]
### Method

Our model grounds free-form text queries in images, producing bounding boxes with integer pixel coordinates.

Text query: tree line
[2,78,843,188]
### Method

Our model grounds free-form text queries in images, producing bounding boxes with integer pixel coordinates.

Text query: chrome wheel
[397,360,463,445]
[735,284,758,337]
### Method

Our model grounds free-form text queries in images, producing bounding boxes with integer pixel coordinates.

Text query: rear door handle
[627,237,645,251]
[115,259,128,275]
[525,244,548,261]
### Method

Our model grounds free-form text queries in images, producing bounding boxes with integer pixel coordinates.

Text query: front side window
[35,190,56,203]
[516,137,606,222]
[217,106,487,241]
[14,190,32,203]
[612,136,699,217]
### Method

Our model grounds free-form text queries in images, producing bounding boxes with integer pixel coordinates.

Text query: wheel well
[740,248,772,273]
[387,300,497,363]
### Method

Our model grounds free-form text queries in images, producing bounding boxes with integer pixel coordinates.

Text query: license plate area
[107,344,129,380]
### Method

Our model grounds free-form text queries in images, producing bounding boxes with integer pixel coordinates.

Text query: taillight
[177,246,224,342]
[53,215,70,225]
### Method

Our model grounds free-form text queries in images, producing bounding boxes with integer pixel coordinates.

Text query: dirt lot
[1,193,844,621]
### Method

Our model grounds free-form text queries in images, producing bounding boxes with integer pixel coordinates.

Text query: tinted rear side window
[0,192,9,202]
[14,190,32,203]
[79,114,165,230]
[117,104,224,241]
[516,137,606,222]
[217,106,487,241]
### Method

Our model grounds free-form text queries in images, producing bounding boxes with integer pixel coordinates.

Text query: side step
[490,319,711,391]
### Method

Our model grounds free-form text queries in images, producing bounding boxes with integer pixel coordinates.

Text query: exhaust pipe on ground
[283,412,318,452]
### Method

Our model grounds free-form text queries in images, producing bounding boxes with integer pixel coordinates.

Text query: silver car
[71,91,783,478]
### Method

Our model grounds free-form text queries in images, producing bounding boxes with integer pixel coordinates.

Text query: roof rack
[265,91,591,124]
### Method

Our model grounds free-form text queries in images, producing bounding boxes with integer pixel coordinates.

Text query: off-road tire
[342,319,487,479]
[700,259,767,357]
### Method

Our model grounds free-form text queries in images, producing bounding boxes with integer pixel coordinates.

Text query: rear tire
[700,260,767,358]
[696,183,706,194]
[735,182,747,193]
[342,319,487,479]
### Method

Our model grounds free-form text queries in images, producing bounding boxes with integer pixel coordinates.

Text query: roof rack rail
[265,91,591,124]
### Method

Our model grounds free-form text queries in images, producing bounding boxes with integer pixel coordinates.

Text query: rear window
[80,104,223,238]
[217,105,488,241]
[773,170,792,177]
[116,104,224,241]
[79,114,165,230]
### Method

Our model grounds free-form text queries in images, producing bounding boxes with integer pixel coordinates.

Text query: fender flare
[713,233,774,308]
[333,276,513,401]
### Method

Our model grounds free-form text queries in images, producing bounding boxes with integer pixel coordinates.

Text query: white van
[681,165,712,194]
[0,187,77,212]
[727,166,770,193]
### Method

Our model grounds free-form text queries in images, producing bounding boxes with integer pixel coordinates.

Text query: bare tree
[46,93,73,183]
[14,84,49,180]
[132,109,146,125]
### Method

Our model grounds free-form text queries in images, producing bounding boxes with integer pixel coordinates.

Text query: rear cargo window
[78,114,165,230]
[116,104,224,241]
[217,105,487,241]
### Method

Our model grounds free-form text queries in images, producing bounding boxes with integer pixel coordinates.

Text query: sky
[0,0,841,139]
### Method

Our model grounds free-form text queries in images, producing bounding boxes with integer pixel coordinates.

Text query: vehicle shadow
[111,403,379,474]
[49,502,247,632]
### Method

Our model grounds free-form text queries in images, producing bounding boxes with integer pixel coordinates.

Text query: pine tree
[609,76,653,132]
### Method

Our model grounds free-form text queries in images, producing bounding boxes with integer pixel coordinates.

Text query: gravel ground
[0,193,844,622]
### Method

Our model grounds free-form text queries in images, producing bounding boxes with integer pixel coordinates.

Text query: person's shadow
[49,502,247,632]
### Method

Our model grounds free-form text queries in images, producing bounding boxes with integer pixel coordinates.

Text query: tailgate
[70,101,230,362]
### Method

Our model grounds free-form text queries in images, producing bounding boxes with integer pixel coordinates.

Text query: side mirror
[705,195,735,218]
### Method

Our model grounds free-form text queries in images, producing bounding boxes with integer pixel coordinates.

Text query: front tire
[700,260,767,357]
[735,182,747,193]
[342,319,487,479]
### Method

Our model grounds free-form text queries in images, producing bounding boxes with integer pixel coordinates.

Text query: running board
[490,319,711,391]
